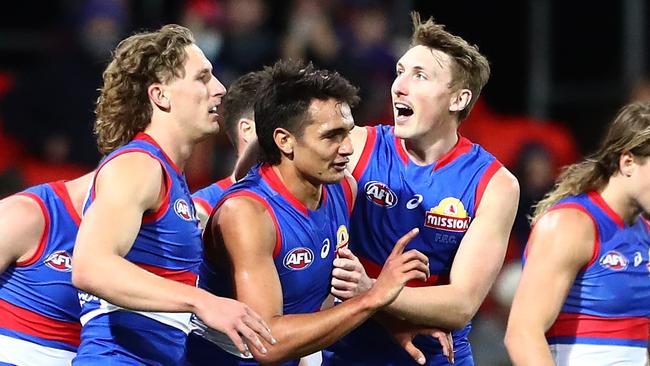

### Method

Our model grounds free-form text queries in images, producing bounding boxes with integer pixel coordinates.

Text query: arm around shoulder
[505,207,596,365]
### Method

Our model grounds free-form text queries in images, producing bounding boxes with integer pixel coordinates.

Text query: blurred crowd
[1,1,648,364]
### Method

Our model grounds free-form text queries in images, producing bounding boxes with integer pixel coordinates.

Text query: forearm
[253,294,376,364]
[504,325,555,366]
[384,285,476,330]
[73,254,205,313]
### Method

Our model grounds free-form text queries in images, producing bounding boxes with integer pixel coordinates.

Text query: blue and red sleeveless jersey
[75,132,202,365]
[0,181,81,364]
[533,192,650,363]
[192,176,234,215]
[184,164,353,366]
[325,125,502,366]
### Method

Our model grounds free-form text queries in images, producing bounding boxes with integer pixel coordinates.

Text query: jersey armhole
[14,193,50,267]
[215,191,283,258]
[351,126,378,181]
[473,159,503,213]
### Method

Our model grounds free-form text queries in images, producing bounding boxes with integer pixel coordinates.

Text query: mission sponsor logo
[174,199,193,221]
[45,250,73,272]
[284,247,314,270]
[364,181,398,208]
[600,250,628,270]
[424,197,471,232]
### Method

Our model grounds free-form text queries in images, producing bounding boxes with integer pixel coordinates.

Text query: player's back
[0,181,82,365]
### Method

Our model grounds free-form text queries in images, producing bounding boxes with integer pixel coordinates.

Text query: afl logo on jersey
[45,250,73,272]
[424,197,471,232]
[364,181,397,208]
[600,251,628,270]
[284,247,314,270]
[174,199,193,221]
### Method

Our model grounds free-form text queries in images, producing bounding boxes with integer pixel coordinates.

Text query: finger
[400,340,426,365]
[430,331,450,359]
[337,248,356,260]
[225,329,251,357]
[447,332,455,364]
[242,313,276,346]
[245,306,276,338]
[331,277,356,291]
[388,228,419,259]
[400,260,430,280]
[333,258,361,272]
[332,267,360,282]
[237,323,268,355]
[330,287,354,299]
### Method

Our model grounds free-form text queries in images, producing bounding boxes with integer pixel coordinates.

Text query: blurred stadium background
[0,1,648,364]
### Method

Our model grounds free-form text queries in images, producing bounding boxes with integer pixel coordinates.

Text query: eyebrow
[395,63,427,72]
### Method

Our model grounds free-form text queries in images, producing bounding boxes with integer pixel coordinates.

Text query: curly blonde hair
[410,12,490,122]
[532,101,650,222]
[94,24,195,154]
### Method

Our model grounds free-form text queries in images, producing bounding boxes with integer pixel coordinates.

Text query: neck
[274,163,322,211]
[402,121,458,165]
[144,122,195,171]
[600,175,642,225]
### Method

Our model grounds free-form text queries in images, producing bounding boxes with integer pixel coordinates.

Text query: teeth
[208,106,218,113]
[395,103,412,111]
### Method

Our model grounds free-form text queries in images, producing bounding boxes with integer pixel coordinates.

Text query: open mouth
[395,102,414,117]
[208,106,219,114]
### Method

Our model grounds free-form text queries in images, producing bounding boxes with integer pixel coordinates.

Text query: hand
[195,294,276,357]
[391,323,454,365]
[331,248,374,299]
[367,228,429,308]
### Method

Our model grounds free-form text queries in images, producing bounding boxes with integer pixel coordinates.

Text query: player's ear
[239,118,255,144]
[148,84,170,110]
[274,128,294,156]
[449,88,471,113]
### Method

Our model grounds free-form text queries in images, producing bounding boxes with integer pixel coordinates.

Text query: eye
[396,69,404,76]
[415,72,427,80]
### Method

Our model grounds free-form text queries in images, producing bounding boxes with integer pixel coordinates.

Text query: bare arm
[384,168,520,329]
[0,196,45,273]
[72,153,273,354]
[504,209,595,365]
[214,196,428,364]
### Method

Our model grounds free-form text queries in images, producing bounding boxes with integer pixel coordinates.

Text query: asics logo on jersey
[406,194,423,209]
[174,198,193,221]
[364,181,397,208]
[284,247,314,270]
[424,197,471,232]
[44,250,73,272]
[600,250,628,270]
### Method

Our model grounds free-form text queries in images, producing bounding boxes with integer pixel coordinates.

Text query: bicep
[214,198,283,321]
[450,168,519,298]
[0,196,44,273]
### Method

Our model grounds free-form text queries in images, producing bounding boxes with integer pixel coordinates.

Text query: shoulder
[94,151,165,207]
[527,207,596,266]
[0,194,46,228]
[476,166,519,214]
[0,194,47,263]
